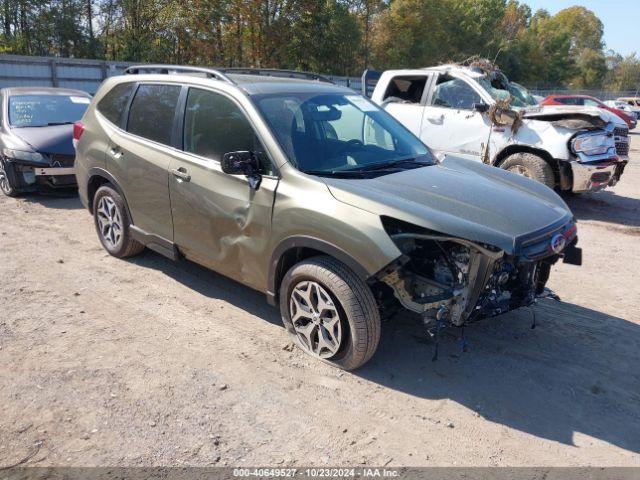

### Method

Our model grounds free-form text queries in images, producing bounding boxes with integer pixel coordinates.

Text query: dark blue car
[0,87,91,196]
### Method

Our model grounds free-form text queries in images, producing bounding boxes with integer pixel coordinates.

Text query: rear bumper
[570,160,625,193]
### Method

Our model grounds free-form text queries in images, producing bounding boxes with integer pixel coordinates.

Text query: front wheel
[0,159,19,197]
[279,256,381,370]
[501,153,555,189]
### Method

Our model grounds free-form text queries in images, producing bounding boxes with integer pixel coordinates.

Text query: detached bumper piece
[570,160,625,193]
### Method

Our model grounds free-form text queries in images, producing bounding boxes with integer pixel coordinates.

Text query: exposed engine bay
[375,218,578,329]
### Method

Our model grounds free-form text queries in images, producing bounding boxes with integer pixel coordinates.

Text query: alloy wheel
[0,161,11,194]
[96,196,123,249]
[289,280,343,358]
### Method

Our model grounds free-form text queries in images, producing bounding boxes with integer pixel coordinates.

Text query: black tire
[0,158,20,197]
[279,255,381,370]
[500,152,555,189]
[93,185,144,258]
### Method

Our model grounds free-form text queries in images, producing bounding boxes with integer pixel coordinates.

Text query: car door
[108,83,181,242]
[167,87,278,290]
[420,74,491,160]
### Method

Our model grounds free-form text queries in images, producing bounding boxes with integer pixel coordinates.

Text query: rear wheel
[0,159,19,197]
[501,152,555,189]
[93,185,144,258]
[279,256,381,370]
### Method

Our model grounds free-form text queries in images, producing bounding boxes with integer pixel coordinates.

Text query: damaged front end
[2,149,77,192]
[375,217,580,331]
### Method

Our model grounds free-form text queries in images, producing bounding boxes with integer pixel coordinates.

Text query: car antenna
[492,47,503,65]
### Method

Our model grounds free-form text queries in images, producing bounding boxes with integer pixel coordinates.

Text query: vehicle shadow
[564,191,640,227]
[127,250,282,327]
[358,300,640,453]
[127,249,640,454]
[18,190,83,210]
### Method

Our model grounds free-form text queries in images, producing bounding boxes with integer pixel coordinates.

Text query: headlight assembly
[571,134,612,156]
[2,148,45,163]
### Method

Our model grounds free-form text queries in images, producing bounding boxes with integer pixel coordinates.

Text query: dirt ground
[1,133,639,468]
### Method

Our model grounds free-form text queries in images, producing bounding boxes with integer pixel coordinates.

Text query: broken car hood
[524,105,605,119]
[323,156,573,254]
[523,105,623,130]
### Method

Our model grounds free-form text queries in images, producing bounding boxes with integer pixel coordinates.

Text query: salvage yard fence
[0,54,129,93]
[0,54,363,94]
[0,54,634,101]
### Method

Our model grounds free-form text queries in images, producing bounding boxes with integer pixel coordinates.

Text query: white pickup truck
[363,65,629,193]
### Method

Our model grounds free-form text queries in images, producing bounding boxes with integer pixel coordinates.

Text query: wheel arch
[493,145,560,185]
[86,168,133,220]
[267,236,371,306]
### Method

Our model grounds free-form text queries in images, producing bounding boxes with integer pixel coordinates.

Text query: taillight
[73,121,85,148]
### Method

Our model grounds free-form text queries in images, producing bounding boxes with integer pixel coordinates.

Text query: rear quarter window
[383,76,427,104]
[126,84,181,146]
[97,82,135,125]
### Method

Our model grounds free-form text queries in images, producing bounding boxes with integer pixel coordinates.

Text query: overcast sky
[523,0,638,56]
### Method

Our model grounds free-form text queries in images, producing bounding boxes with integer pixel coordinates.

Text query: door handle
[171,167,191,182]
[426,115,444,124]
[109,146,124,159]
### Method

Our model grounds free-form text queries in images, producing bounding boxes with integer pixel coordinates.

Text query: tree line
[0,0,638,90]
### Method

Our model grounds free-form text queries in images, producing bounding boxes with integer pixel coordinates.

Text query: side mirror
[221,151,262,189]
[473,102,489,113]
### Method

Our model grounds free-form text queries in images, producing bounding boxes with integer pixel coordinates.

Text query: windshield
[8,94,91,127]
[475,76,538,109]
[253,92,433,174]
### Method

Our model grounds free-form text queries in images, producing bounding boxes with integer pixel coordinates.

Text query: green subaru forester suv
[75,65,581,370]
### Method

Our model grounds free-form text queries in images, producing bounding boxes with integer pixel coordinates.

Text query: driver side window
[431,76,481,110]
[183,88,274,175]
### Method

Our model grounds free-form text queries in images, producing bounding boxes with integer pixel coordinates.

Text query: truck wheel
[280,256,381,370]
[0,159,19,197]
[501,153,555,189]
[93,185,145,258]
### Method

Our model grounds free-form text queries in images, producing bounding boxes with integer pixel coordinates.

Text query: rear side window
[183,88,273,174]
[383,76,427,104]
[556,97,582,106]
[127,84,181,146]
[97,82,134,125]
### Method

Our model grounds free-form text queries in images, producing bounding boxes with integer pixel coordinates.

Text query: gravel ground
[1,133,639,467]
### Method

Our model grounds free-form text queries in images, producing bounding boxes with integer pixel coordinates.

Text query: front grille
[616,141,629,157]
[614,126,630,157]
[614,126,629,137]
[518,220,577,261]
[49,154,75,168]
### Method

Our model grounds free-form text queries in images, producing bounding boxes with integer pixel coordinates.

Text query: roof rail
[124,65,235,84]
[219,68,333,84]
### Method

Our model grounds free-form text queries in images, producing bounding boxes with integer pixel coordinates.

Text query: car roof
[383,65,485,78]
[226,74,353,95]
[1,86,90,97]
[117,66,354,97]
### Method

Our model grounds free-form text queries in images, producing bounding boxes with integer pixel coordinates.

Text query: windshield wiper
[302,169,367,178]
[356,156,433,171]
[12,121,75,128]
